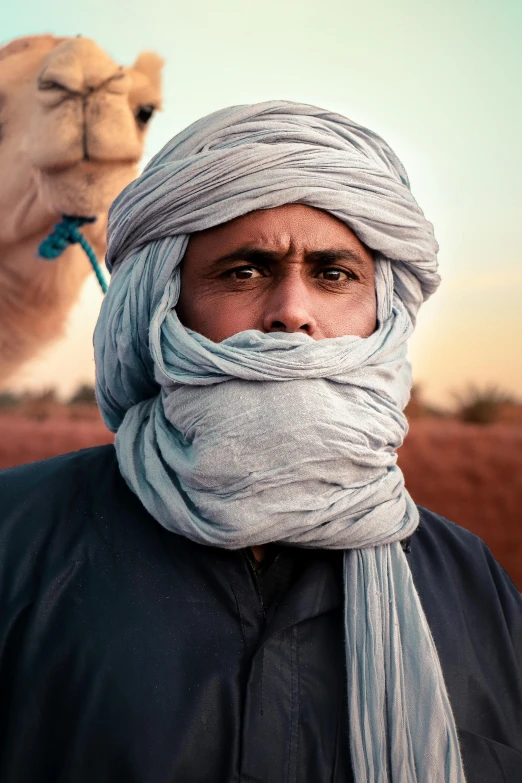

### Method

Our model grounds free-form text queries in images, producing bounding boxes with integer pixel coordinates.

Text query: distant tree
[31,389,58,403]
[404,384,448,420]
[19,388,58,421]
[0,392,19,409]
[453,384,519,425]
[69,384,97,406]
[404,384,425,420]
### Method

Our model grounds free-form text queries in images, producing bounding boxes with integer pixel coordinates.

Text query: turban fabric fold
[94,101,465,782]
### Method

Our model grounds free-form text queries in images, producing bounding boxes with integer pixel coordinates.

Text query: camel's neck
[0,224,106,385]
[0,160,58,246]
[0,218,106,292]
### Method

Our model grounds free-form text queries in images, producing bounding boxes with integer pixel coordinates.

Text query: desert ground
[0,407,521,590]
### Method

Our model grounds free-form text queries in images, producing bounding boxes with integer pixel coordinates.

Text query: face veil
[94,100,466,782]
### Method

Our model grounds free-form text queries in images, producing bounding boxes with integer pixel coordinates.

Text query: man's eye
[317,268,354,281]
[228,266,263,280]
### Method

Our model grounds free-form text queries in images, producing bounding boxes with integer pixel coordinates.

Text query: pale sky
[3,0,521,404]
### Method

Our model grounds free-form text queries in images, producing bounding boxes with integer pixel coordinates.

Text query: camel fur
[0,34,163,385]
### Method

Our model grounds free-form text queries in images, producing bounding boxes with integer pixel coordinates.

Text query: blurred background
[1,0,521,586]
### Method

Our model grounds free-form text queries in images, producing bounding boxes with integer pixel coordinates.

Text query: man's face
[176,204,377,341]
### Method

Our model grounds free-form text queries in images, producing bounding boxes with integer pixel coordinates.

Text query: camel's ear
[0,35,63,64]
[132,52,164,96]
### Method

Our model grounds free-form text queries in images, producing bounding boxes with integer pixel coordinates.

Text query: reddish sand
[1,412,521,589]
[398,419,522,589]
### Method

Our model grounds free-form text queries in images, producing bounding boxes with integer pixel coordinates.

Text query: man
[0,101,521,782]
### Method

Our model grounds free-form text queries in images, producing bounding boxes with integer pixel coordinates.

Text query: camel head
[0,34,163,244]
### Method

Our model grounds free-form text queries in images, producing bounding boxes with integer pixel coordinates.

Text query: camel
[0,34,163,385]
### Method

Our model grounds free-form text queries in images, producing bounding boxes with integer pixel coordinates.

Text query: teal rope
[38,215,108,295]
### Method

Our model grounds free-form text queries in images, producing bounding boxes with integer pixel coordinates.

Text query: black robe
[0,445,521,782]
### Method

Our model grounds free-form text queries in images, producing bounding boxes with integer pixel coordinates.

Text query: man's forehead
[203,247,371,272]
[186,204,371,261]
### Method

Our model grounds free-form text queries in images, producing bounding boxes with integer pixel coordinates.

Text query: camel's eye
[136,104,155,126]
[38,80,66,91]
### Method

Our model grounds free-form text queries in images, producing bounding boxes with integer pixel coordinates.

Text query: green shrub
[0,392,19,410]
[69,384,97,405]
[453,385,518,425]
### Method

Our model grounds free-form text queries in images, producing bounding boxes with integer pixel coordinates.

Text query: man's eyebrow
[208,246,367,269]
[208,247,281,269]
[305,249,366,265]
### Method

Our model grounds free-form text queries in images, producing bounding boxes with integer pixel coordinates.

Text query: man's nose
[262,278,318,335]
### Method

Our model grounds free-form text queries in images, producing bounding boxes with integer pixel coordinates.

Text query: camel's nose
[29,36,147,172]
[38,37,124,96]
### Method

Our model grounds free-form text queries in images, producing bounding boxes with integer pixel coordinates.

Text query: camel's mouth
[38,157,139,176]
[38,159,138,217]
